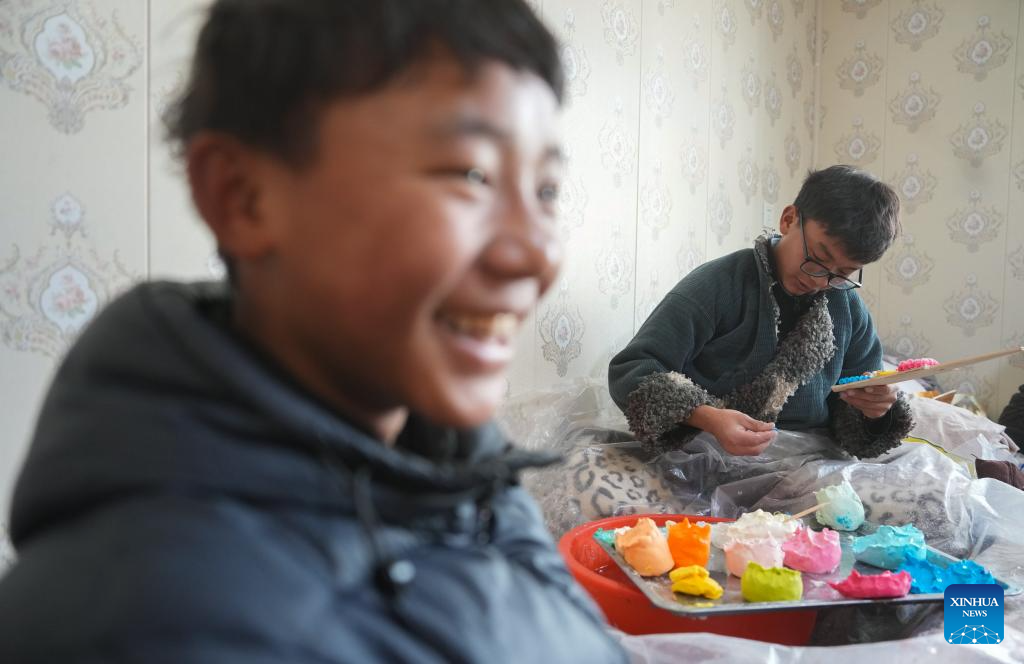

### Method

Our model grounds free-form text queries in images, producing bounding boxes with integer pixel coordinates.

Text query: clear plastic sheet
[611,626,1024,663]
[500,378,1024,657]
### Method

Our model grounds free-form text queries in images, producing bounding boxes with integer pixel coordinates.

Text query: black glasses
[797,211,862,291]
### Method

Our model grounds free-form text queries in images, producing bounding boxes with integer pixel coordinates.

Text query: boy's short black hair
[165,0,564,165]
[793,165,901,264]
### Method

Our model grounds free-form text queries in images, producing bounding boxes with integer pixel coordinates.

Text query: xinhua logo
[944,583,1004,645]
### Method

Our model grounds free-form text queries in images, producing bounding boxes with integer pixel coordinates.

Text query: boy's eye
[538,182,560,203]
[465,167,488,185]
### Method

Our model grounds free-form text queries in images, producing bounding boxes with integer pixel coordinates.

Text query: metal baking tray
[595,518,1022,617]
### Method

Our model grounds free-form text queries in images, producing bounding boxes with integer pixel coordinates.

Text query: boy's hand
[688,406,776,456]
[839,384,898,419]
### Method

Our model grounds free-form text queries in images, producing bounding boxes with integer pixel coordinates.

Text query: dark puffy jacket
[0,282,625,664]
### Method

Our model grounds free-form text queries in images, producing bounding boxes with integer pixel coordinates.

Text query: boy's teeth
[447,313,518,338]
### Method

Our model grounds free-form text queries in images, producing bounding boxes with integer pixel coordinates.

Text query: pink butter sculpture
[829,569,912,599]
[782,526,841,574]
[724,536,784,578]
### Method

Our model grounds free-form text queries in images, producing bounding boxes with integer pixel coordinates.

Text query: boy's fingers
[737,429,775,447]
[741,415,774,431]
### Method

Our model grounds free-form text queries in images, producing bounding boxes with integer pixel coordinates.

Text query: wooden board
[831,347,1024,393]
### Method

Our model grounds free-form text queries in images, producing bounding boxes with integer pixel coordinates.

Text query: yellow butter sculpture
[669,565,724,600]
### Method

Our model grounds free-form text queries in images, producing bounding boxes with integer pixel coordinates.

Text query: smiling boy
[0,2,626,662]
[609,165,914,459]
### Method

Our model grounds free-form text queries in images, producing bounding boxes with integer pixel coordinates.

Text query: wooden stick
[831,346,1024,393]
[790,502,829,520]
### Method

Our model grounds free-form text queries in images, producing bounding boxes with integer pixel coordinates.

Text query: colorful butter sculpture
[853,524,927,570]
[614,518,675,577]
[667,518,711,568]
[740,562,803,602]
[829,570,912,599]
[710,509,799,549]
[669,565,723,600]
[899,557,996,594]
[943,560,996,585]
[724,536,784,578]
[815,480,865,531]
[782,526,842,574]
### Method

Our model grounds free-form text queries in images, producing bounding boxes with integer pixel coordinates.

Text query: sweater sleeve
[608,292,721,443]
[828,294,913,458]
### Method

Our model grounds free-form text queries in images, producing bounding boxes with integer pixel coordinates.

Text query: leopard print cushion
[521,437,679,538]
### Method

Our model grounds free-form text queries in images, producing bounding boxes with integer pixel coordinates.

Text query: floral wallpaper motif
[680,123,708,194]
[539,284,585,378]
[714,0,738,50]
[711,84,735,148]
[598,98,637,187]
[0,0,142,133]
[784,125,802,176]
[945,191,1003,254]
[644,45,674,125]
[596,224,634,309]
[1013,159,1024,192]
[891,0,943,52]
[740,55,762,114]
[0,193,135,357]
[764,70,782,125]
[836,41,883,97]
[639,161,672,240]
[841,0,882,20]
[833,117,880,165]
[676,228,705,274]
[743,0,764,25]
[762,156,781,204]
[737,144,760,203]
[709,179,734,247]
[953,15,1012,82]
[882,315,932,361]
[948,101,1007,168]
[1008,245,1024,281]
[786,43,802,97]
[555,171,588,240]
[884,235,934,295]
[943,274,999,338]
[634,269,662,330]
[890,154,936,214]
[601,0,640,66]
[682,22,710,87]
[889,71,940,133]
[767,0,784,41]
[560,11,592,101]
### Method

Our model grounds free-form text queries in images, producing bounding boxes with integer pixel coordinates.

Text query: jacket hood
[10,282,557,546]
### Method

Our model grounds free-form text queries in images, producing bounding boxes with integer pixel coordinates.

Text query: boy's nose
[483,202,562,289]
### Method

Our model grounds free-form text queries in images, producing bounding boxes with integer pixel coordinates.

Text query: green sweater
[609,237,882,431]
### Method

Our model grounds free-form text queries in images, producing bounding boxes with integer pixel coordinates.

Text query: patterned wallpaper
[0,0,1021,538]
[817,0,1024,418]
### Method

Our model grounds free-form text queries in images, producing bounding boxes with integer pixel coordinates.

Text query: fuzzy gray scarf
[625,234,913,459]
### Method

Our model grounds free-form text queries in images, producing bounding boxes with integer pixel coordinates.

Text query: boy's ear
[779,204,798,234]
[186,133,278,261]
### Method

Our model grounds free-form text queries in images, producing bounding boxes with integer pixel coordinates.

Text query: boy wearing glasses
[609,165,913,459]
